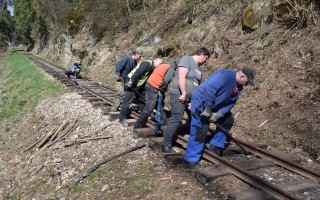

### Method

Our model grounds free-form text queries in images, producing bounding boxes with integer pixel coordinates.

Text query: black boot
[184,160,201,169]
[161,144,173,153]
[206,143,223,157]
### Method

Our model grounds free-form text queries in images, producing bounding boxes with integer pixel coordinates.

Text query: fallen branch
[61,136,113,147]
[48,120,69,143]
[71,143,146,181]
[80,122,116,139]
[38,120,70,151]
[23,131,49,152]
[45,120,78,149]
[36,128,57,149]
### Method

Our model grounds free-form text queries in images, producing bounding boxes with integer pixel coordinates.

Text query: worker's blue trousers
[185,111,234,163]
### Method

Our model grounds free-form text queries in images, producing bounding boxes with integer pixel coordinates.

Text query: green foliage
[13,0,49,45]
[0,52,65,133]
[13,0,34,44]
[0,5,13,50]
[0,33,9,50]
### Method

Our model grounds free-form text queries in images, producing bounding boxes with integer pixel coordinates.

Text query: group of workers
[67,47,256,169]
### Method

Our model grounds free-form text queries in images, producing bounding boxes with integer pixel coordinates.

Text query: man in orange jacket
[133,62,172,129]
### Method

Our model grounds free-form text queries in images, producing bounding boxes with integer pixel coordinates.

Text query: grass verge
[0,51,65,133]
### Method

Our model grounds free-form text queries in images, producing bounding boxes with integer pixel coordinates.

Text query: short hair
[132,50,142,55]
[194,47,211,58]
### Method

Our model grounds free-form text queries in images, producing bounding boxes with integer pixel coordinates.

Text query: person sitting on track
[65,58,83,79]
[111,51,142,112]
[118,58,163,123]
[184,67,256,169]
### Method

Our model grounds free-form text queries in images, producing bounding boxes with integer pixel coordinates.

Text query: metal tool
[213,122,249,155]
[154,93,164,135]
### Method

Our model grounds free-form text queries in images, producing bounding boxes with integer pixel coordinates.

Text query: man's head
[153,58,163,68]
[75,58,82,64]
[132,50,142,61]
[236,67,256,86]
[193,47,211,65]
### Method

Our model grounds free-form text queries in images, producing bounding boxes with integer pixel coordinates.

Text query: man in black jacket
[111,51,142,112]
[119,58,163,123]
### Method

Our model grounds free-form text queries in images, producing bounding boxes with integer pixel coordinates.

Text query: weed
[122,164,154,198]
[304,143,318,158]
[15,180,46,198]
[87,169,105,189]
[124,177,151,197]
[4,126,10,132]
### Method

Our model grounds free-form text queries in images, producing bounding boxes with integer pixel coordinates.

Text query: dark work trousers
[65,70,80,78]
[119,86,146,122]
[134,84,166,128]
[162,91,191,147]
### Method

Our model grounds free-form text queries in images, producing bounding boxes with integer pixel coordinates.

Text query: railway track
[28,55,320,200]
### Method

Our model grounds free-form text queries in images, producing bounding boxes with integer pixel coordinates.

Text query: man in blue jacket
[111,51,142,111]
[184,67,256,169]
[65,58,83,79]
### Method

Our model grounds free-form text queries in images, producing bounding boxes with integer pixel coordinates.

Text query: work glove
[200,107,212,119]
[209,111,224,123]
[126,79,133,88]
[114,74,122,82]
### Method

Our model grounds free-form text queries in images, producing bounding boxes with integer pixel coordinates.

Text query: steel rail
[78,85,158,127]
[28,57,77,85]
[177,136,299,200]
[236,139,320,181]
[78,85,114,105]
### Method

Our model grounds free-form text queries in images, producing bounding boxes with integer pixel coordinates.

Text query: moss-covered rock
[242,5,261,32]
[67,10,84,37]
[242,2,273,33]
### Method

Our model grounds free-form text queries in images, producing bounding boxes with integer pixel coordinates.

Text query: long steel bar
[237,139,320,181]
[178,136,298,200]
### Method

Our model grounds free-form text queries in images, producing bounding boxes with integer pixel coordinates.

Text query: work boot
[161,145,173,153]
[111,99,121,112]
[206,143,223,157]
[184,160,201,169]
[110,106,118,112]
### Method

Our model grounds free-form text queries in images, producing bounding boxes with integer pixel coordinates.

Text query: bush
[0,33,9,51]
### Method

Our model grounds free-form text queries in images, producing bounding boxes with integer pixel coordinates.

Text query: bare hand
[179,94,186,103]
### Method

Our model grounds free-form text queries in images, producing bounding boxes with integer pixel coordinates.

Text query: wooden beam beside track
[133,127,155,139]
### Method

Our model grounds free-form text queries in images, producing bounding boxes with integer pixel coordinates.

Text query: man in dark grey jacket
[111,51,141,112]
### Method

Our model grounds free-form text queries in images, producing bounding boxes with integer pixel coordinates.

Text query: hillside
[33,0,320,159]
